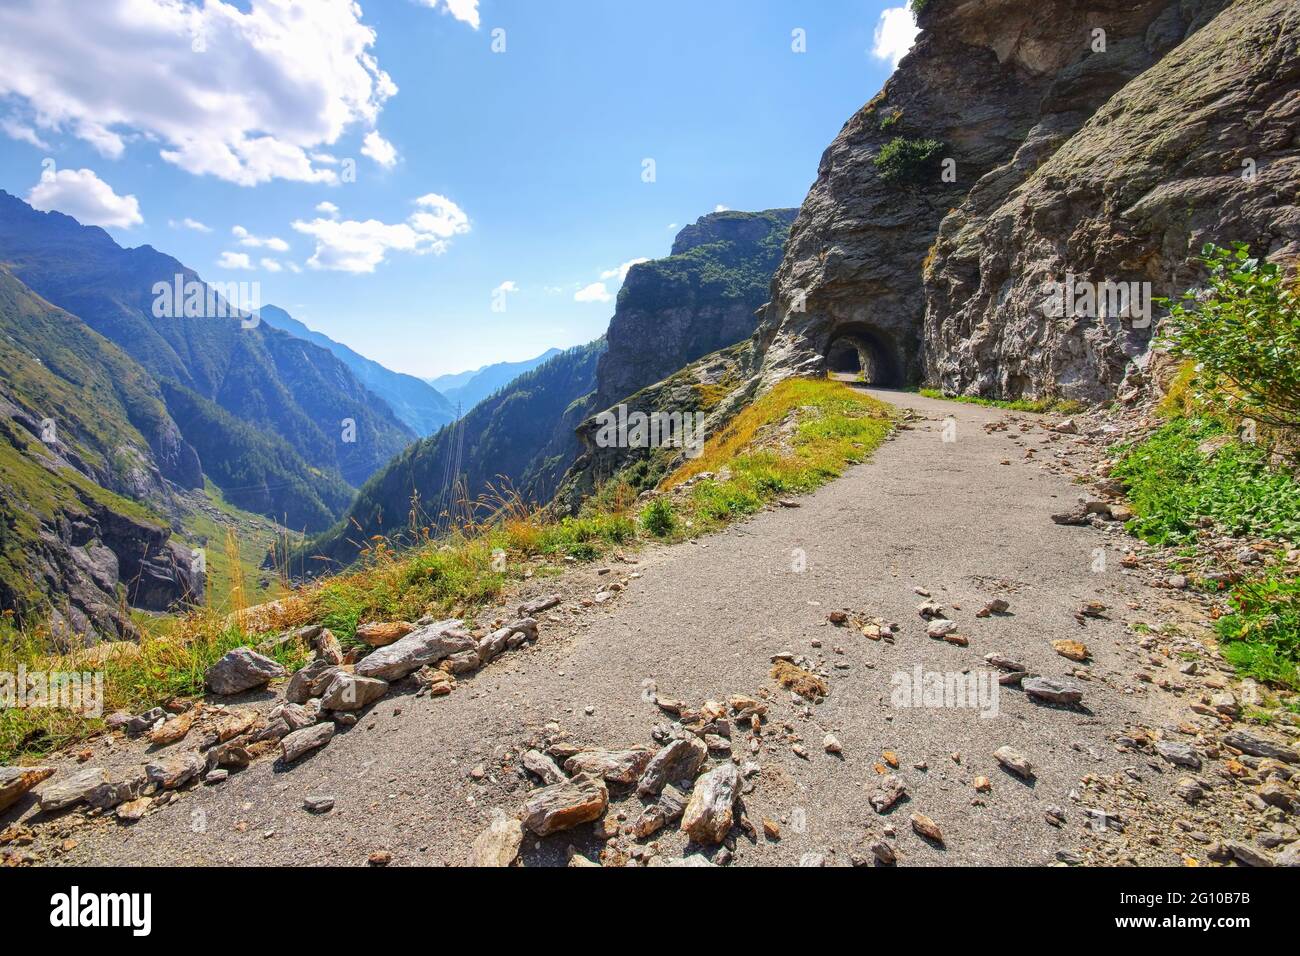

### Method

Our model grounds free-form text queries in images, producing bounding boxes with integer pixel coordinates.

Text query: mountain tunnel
[823,323,904,387]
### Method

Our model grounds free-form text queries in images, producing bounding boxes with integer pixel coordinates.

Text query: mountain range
[427,349,563,414]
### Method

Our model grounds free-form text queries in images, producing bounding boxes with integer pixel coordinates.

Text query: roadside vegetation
[1111,244,1300,690]
[916,388,1086,415]
[0,377,893,762]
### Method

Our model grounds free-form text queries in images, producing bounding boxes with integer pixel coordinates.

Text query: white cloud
[1,117,49,149]
[233,225,290,252]
[493,280,519,295]
[419,0,480,29]
[26,167,142,228]
[0,0,399,186]
[600,258,650,282]
[714,204,730,213]
[361,130,398,167]
[217,251,254,270]
[872,6,919,69]
[574,282,613,304]
[291,193,471,273]
[315,201,340,218]
[260,257,283,272]
[170,217,212,233]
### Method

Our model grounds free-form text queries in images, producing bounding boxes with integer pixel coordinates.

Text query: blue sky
[0,0,917,377]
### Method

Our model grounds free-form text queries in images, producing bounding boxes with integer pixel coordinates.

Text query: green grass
[1215,566,1300,690]
[664,377,893,536]
[1111,417,1300,547]
[916,388,1087,415]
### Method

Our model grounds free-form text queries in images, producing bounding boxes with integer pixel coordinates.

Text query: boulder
[521,773,608,836]
[0,766,55,813]
[281,722,335,762]
[1223,730,1298,763]
[355,621,416,648]
[285,659,341,704]
[681,763,739,844]
[37,766,109,811]
[468,811,524,866]
[993,746,1034,780]
[204,647,285,696]
[564,748,655,786]
[518,594,561,616]
[868,773,908,813]
[354,619,475,681]
[1023,676,1084,706]
[145,751,205,790]
[637,736,708,797]
[320,673,389,711]
[523,749,566,785]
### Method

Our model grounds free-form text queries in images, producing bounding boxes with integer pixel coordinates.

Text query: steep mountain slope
[0,192,415,489]
[0,269,201,641]
[306,340,605,570]
[257,305,455,436]
[924,0,1299,399]
[593,209,795,411]
[431,348,563,413]
[158,381,354,532]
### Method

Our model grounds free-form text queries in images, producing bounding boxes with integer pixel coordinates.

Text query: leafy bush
[1111,417,1300,546]
[874,137,945,185]
[1216,567,1300,690]
[1163,243,1300,428]
[640,497,677,538]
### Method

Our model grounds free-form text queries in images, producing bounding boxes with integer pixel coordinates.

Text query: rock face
[924,0,1296,402]
[749,0,1192,390]
[592,209,796,412]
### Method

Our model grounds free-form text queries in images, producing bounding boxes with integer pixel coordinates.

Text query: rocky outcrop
[594,209,795,411]
[924,0,1298,401]
[748,0,1264,402]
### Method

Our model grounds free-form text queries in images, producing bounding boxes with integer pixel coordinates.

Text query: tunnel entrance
[823,323,904,387]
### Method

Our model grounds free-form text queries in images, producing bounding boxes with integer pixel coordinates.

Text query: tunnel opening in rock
[823,324,903,387]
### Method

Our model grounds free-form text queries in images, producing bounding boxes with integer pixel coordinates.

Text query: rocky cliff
[924,0,1299,400]
[595,210,795,411]
[748,0,1296,404]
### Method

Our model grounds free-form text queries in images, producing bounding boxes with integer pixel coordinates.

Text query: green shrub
[1162,243,1300,428]
[1216,567,1300,690]
[640,497,678,538]
[1111,417,1300,546]
[874,137,946,185]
